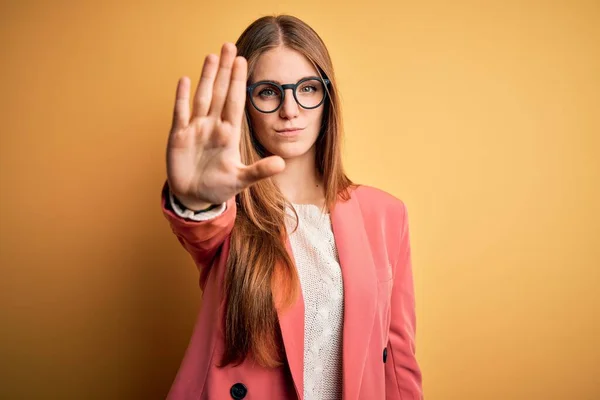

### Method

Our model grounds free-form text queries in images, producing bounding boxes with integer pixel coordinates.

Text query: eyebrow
[250,75,319,84]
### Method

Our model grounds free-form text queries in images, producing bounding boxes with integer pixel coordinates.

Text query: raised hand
[166,43,285,210]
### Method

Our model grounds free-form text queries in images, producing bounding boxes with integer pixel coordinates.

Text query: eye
[299,85,316,93]
[258,88,278,97]
[297,79,323,95]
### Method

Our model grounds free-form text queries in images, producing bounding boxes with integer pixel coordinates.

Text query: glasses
[246,76,331,113]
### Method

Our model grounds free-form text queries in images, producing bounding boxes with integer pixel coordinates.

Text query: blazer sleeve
[161,181,237,289]
[385,201,423,399]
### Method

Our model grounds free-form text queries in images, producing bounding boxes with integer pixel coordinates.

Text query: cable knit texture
[285,203,344,400]
[170,192,344,400]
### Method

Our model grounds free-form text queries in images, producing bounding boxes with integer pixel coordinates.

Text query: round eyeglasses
[246,76,331,113]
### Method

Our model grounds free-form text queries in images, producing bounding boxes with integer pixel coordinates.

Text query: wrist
[172,194,217,213]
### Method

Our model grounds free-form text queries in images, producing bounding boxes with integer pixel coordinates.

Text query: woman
[162,14,423,400]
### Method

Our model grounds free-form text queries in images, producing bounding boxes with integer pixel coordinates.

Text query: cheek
[309,109,325,131]
[248,110,273,136]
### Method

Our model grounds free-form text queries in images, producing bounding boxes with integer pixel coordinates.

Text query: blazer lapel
[277,237,305,399]
[331,193,378,400]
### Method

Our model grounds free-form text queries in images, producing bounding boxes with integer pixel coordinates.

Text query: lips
[275,127,305,137]
[276,127,304,133]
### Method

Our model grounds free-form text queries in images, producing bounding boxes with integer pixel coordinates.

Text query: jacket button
[383,347,388,363]
[230,383,247,399]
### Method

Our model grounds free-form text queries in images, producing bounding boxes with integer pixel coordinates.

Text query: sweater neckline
[290,202,330,216]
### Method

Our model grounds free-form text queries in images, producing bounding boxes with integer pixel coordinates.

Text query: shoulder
[346,184,411,265]
[350,184,408,220]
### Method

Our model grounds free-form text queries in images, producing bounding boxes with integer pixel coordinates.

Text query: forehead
[252,46,318,83]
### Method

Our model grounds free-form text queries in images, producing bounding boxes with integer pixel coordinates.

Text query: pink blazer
[161,183,423,400]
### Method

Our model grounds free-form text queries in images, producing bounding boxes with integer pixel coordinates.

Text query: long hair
[221,14,356,368]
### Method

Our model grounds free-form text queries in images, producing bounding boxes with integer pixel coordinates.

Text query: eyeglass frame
[246,76,331,114]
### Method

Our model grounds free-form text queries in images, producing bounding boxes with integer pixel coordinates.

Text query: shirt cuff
[168,190,227,221]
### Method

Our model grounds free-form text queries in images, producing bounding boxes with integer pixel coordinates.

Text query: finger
[171,76,190,132]
[222,56,248,128]
[192,54,219,119]
[238,156,286,187]
[208,43,237,118]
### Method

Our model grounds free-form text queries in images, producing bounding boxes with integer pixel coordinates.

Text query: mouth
[275,127,305,136]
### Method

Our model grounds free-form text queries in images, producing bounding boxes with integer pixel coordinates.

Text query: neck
[272,146,325,206]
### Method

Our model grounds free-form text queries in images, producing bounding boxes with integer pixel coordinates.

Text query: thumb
[239,156,285,187]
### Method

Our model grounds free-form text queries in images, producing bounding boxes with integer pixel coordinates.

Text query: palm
[166,43,285,209]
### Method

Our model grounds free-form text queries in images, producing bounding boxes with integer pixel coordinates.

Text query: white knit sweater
[169,193,344,400]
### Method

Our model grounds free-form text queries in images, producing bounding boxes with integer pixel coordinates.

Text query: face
[247,46,326,160]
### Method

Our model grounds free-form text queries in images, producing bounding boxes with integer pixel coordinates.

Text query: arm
[385,202,423,399]
[161,181,236,289]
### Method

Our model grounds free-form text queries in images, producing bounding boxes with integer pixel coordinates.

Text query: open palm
[166,43,285,210]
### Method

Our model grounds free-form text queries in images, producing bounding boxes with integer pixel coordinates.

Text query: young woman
[162,14,423,400]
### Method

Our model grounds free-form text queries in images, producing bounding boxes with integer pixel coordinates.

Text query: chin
[266,141,316,160]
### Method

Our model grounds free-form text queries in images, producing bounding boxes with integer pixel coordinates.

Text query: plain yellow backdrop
[1,1,598,399]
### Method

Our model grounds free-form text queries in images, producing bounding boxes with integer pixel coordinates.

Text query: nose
[279,88,299,119]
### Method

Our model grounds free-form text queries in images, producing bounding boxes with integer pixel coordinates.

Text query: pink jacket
[161,183,423,400]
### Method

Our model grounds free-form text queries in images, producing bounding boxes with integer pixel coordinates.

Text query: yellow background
[1,1,598,399]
